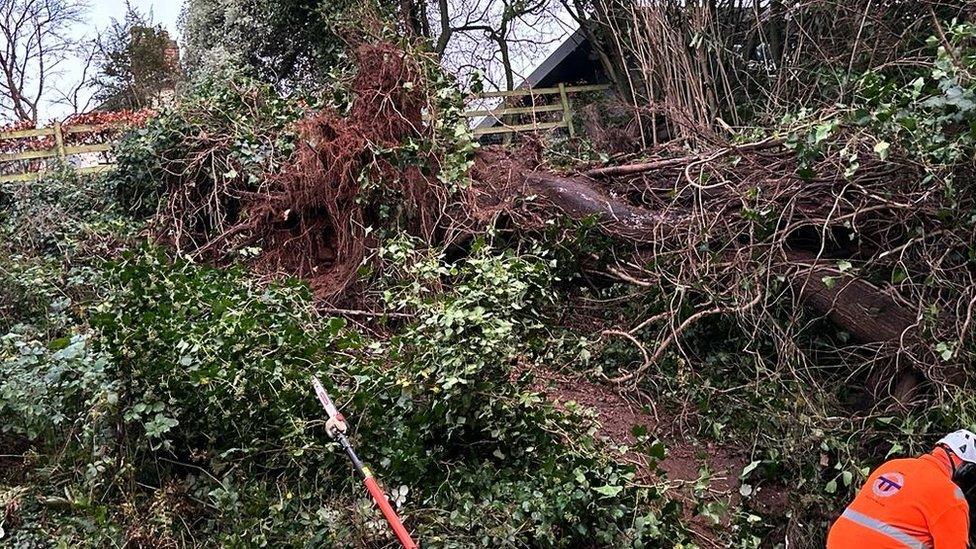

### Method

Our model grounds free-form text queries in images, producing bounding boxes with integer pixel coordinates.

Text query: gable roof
[520,27,589,90]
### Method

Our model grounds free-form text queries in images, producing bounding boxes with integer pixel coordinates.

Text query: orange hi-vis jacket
[826,450,969,549]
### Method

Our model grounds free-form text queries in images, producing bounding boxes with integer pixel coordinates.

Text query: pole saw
[311,376,419,549]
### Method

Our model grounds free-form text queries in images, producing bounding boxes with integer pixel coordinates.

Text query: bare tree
[0,0,87,123]
[52,37,97,115]
[432,0,565,92]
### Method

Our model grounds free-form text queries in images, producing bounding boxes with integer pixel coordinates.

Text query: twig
[585,155,701,178]
[317,306,415,319]
[612,293,762,385]
[583,137,783,178]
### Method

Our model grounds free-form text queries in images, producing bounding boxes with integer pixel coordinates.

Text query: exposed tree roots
[152,42,973,407]
[248,42,445,298]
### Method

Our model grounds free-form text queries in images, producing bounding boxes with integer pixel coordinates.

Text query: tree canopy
[95,6,181,111]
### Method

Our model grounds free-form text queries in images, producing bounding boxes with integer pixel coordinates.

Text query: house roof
[519,27,589,90]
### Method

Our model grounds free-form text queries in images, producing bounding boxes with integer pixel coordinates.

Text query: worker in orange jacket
[827,429,976,548]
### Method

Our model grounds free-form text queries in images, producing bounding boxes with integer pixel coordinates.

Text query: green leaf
[740,460,762,479]
[815,123,834,143]
[593,485,624,497]
[646,440,667,461]
[48,337,71,351]
[873,140,891,160]
[935,341,955,361]
[822,276,838,289]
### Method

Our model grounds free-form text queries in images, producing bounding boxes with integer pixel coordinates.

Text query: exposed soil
[534,370,788,547]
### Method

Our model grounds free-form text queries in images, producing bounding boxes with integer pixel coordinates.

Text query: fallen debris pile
[148,41,973,408]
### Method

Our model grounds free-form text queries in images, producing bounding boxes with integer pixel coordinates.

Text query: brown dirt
[533,370,787,547]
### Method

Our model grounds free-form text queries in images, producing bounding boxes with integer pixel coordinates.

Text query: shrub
[0,168,139,334]
[110,71,313,219]
[1,241,687,546]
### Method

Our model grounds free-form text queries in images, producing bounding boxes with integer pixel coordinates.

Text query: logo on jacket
[872,472,905,497]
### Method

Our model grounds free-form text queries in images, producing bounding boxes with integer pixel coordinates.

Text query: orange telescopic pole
[312,377,419,549]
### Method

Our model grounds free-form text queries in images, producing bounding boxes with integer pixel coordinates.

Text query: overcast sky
[88,0,184,37]
[48,0,569,120]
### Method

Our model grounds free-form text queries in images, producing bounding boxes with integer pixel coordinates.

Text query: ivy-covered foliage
[110,70,313,218]
[0,166,139,335]
[6,9,976,549]
[0,133,684,547]
[2,234,687,546]
[782,20,976,187]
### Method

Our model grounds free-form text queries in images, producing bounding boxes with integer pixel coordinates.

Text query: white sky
[87,0,184,38]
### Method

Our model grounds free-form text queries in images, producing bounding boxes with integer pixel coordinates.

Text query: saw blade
[311,376,339,419]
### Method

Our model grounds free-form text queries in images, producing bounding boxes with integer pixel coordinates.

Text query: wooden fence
[466,83,612,137]
[0,121,125,183]
[0,84,612,181]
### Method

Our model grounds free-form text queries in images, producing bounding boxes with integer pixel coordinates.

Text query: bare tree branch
[0,0,87,123]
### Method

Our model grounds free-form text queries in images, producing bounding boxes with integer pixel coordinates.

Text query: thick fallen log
[788,253,919,344]
[524,170,924,348]
[525,172,676,241]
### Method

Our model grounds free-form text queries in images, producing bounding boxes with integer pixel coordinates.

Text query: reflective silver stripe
[841,509,930,549]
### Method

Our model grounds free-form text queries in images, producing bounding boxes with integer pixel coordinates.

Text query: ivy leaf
[837,260,852,273]
[842,470,853,486]
[815,123,834,143]
[821,276,838,289]
[873,140,891,160]
[825,479,838,494]
[48,336,71,350]
[646,440,667,460]
[886,442,905,459]
[935,341,955,361]
[593,485,624,497]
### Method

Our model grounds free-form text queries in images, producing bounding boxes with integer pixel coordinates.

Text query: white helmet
[937,429,976,463]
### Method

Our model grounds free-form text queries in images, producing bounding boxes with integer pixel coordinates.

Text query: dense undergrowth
[0,59,688,548]
[1,174,687,546]
[2,16,976,549]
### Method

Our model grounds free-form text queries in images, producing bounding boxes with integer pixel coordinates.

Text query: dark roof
[474,27,599,131]
[519,27,589,89]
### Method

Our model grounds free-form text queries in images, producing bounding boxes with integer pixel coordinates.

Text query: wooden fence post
[558,83,576,138]
[53,121,66,161]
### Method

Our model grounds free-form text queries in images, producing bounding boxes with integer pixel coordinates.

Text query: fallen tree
[468,134,972,402]
[128,37,975,410]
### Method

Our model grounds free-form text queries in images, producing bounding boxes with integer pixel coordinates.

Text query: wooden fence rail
[466,83,612,137]
[0,121,127,183]
[0,85,612,181]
